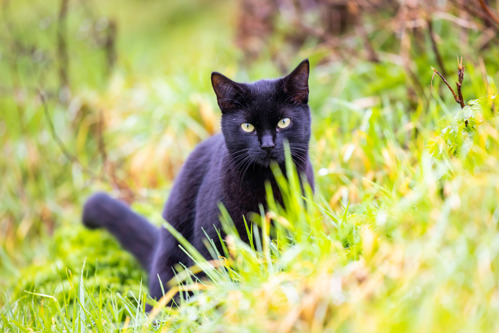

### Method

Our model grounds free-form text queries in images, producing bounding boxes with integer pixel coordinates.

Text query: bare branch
[456,57,465,109]
[38,88,95,177]
[431,67,462,108]
[96,109,135,204]
[427,19,447,77]
[57,0,69,91]
[39,89,137,203]
[477,0,499,25]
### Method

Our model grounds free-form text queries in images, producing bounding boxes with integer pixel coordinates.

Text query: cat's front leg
[147,264,176,310]
[146,231,188,310]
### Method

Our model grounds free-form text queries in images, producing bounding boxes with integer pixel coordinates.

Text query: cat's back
[182,133,226,173]
[162,134,226,223]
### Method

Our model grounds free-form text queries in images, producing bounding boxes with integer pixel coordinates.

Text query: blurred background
[1,0,499,318]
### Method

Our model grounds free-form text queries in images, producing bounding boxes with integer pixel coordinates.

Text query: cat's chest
[224,179,265,207]
[222,171,283,216]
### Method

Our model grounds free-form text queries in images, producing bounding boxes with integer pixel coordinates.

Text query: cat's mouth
[256,154,282,167]
[260,157,273,167]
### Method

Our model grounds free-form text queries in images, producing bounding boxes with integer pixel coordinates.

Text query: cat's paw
[82,192,118,229]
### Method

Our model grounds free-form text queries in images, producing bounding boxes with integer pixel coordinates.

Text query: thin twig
[431,59,467,123]
[354,7,379,63]
[456,57,465,109]
[97,109,108,167]
[457,0,498,29]
[398,3,425,97]
[427,19,447,77]
[96,110,135,203]
[477,0,499,25]
[38,88,96,177]
[431,67,464,108]
[104,20,117,74]
[39,89,137,202]
[57,0,69,90]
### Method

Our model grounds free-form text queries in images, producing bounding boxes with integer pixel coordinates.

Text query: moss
[10,223,147,308]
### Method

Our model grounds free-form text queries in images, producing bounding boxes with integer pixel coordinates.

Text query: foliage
[2,0,499,332]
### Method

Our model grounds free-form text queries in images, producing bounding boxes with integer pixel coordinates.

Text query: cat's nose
[261,135,275,153]
[261,144,275,153]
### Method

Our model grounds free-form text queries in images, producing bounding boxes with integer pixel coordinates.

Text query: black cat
[82,59,314,306]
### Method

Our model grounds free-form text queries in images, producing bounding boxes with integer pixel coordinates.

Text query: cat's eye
[277,118,291,129]
[241,123,255,133]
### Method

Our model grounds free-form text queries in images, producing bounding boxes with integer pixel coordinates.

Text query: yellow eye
[277,118,291,129]
[241,123,255,132]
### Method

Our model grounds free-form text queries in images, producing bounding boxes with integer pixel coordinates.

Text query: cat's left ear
[282,59,309,104]
[211,72,246,113]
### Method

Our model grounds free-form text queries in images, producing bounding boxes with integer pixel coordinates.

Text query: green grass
[2,0,499,331]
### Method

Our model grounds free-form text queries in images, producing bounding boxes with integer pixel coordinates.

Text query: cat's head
[211,59,311,169]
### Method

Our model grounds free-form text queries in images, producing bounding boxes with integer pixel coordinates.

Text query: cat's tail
[82,192,159,271]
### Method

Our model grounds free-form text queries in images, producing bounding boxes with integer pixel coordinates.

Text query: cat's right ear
[282,59,309,105]
[211,72,245,112]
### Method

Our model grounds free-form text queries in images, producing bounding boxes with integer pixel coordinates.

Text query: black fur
[82,59,314,305]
